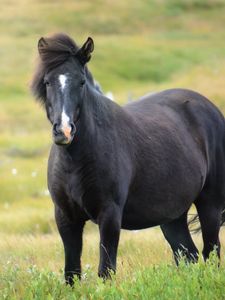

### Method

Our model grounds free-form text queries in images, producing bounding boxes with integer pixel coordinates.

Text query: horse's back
[125,88,223,121]
[124,88,225,153]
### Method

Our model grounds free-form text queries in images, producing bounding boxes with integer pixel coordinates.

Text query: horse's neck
[85,67,95,86]
[80,87,120,137]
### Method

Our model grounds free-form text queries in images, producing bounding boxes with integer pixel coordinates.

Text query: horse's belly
[121,187,198,230]
[121,150,206,230]
[121,203,177,230]
[121,215,163,230]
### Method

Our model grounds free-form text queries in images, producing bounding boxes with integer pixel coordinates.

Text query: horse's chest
[67,171,102,222]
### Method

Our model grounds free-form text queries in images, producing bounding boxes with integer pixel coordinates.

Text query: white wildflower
[11,168,17,175]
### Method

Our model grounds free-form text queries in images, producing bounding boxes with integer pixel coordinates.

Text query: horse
[31,33,225,285]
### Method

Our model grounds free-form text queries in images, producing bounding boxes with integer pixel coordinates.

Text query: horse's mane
[31,33,80,104]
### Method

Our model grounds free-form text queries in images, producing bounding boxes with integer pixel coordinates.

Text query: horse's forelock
[38,33,79,70]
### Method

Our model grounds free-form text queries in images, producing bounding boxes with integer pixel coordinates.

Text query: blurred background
[0,0,225,274]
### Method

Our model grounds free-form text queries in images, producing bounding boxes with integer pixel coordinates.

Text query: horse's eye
[44,79,50,86]
[80,80,85,87]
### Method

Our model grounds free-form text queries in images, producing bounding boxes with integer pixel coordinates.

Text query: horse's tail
[188,212,201,233]
[189,206,225,233]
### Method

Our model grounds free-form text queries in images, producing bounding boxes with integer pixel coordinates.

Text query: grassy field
[1,0,225,299]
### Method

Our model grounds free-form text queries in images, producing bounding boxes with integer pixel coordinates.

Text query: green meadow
[0,0,225,299]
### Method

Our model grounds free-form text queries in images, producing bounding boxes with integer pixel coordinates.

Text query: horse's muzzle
[52,122,76,145]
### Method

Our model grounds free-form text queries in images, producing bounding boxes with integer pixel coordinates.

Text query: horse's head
[31,34,94,145]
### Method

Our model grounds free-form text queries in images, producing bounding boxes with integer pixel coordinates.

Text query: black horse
[31,33,225,284]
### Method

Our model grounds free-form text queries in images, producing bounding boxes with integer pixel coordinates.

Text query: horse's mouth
[52,117,78,146]
[53,132,74,146]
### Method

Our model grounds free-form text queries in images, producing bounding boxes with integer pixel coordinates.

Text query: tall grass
[1,254,225,300]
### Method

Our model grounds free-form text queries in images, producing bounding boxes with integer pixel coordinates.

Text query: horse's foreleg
[98,203,121,279]
[161,212,199,264]
[55,206,85,285]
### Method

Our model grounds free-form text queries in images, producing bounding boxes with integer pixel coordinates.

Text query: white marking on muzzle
[58,75,71,140]
[59,74,67,91]
[61,107,71,139]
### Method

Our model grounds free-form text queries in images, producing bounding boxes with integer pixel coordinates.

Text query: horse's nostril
[53,123,60,135]
[70,123,76,135]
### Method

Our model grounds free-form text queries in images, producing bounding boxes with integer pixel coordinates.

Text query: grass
[0,229,224,299]
[1,0,225,298]
[0,228,225,299]
[1,256,225,300]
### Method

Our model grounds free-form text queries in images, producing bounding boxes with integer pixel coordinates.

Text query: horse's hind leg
[195,191,222,261]
[160,212,198,265]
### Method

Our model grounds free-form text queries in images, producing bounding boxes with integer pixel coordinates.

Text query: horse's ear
[38,37,48,55]
[76,37,94,65]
